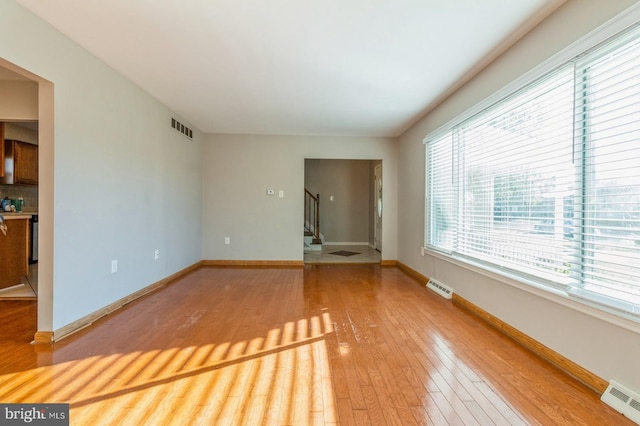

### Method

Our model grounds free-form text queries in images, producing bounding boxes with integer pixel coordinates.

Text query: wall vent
[171,118,193,140]
[601,380,640,424]
[426,278,453,300]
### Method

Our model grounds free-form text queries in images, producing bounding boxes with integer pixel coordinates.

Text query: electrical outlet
[155,249,160,260]
[111,260,118,273]
[225,237,230,245]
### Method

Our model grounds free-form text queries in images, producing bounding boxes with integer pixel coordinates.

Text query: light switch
[330,195,334,201]
[278,190,284,198]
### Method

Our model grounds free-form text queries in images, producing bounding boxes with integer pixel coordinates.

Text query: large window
[425,23,640,318]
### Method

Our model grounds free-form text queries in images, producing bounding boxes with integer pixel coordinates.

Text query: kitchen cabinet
[0,216,29,290]
[1,139,38,185]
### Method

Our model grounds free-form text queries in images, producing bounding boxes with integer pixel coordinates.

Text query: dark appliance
[29,214,38,264]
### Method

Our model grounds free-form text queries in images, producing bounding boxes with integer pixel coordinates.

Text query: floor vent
[171,118,193,139]
[426,279,453,299]
[601,380,640,424]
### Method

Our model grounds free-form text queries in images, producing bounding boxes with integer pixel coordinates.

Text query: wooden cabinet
[1,139,38,185]
[14,140,38,184]
[0,217,29,290]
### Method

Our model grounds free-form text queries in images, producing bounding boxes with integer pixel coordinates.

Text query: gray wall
[397,0,640,390]
[305,159,373,244]
[202,134,397,261]
[5,122,38,144]
[0,2,203,331]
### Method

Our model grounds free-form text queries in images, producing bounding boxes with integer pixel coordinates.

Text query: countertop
[0,212,37,220]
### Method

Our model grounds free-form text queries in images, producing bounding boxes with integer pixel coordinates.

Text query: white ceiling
[15,0,563,137]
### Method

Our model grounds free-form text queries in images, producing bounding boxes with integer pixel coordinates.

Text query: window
[425,23,640,318]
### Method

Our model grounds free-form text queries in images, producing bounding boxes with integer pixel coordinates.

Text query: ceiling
[15,0,563,137]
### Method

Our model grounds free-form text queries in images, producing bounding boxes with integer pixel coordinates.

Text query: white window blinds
[569,25,640,313]
[426,132,456,253]
[425,22,640,317]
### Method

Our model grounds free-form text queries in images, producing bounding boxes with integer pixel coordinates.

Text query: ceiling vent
[171,118,193,140]
[601,380,640,424]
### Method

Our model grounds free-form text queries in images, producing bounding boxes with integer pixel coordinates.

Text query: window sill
[422,247,640,336]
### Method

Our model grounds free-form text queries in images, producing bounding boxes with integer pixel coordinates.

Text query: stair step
[304,242,322,252]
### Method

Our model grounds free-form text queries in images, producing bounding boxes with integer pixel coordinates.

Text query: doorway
[303,159,382,264]
[0,121,39,299]
[0,58,54,341]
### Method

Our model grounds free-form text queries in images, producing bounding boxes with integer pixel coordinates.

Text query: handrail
[304,189,321,244]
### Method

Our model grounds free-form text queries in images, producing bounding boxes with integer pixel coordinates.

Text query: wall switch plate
[266,189,275,195]
[155,249,160,260]
[111,260,118,273]
[278,190,284,198]
[224,237,230,245]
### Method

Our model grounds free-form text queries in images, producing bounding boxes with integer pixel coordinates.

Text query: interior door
[374,163,382,252]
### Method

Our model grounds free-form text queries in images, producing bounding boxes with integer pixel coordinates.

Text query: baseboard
[380,260,397,267]
[47,261,203,343]
[202,260,304,267]
[452,293,608,394]
[33,331,54,344]
[393,260,606,394]
[396,261,429,283]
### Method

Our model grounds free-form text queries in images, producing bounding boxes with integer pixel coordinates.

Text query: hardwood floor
[0,265,632,425]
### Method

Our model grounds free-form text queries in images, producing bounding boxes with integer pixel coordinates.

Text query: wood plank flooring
[0,265,633,425]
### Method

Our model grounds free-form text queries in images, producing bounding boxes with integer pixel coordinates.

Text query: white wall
[0,2,203,331]
[203,134,397,261]
[398,0,640,390]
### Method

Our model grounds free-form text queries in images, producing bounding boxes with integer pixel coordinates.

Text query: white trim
[423,2,640,144]
[423,247,640,336]
[0,283,27,293]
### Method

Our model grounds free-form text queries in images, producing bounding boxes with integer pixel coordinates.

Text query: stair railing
[304,189,322,244]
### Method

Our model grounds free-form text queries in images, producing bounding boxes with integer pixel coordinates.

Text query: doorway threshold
[304,244,381,264]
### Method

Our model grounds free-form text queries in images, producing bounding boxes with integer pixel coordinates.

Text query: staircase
[304,189,323,252]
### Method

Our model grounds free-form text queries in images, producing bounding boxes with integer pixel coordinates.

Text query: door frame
[374,162,382,252]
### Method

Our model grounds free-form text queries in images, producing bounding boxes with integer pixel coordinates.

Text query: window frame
[422,4,640,330]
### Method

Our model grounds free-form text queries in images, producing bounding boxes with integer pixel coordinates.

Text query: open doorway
[0,58,54,342]
[0,67,39,300]
[0,121,39,299]
[303,159,381,264]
